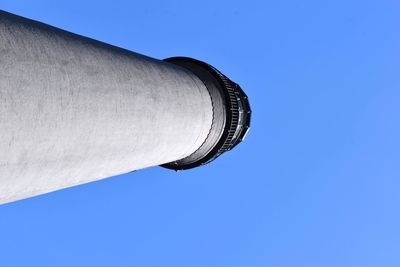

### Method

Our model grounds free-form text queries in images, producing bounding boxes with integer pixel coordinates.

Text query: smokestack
[0,10,251,204]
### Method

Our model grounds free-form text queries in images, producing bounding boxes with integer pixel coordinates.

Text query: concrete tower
[0,10,251,204]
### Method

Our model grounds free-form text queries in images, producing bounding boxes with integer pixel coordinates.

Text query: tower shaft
[0,10,250,204]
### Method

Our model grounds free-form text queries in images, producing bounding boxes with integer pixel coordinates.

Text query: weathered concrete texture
[0,11,213,204]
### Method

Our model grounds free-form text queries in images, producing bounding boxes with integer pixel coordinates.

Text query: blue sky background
[1,1,399,266]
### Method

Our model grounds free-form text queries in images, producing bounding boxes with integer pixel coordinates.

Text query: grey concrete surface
[0,11,213,204]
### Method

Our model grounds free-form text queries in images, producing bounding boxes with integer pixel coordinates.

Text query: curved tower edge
[161,57,251,170]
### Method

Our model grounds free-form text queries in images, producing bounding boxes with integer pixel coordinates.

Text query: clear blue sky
[1,1,399,266]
